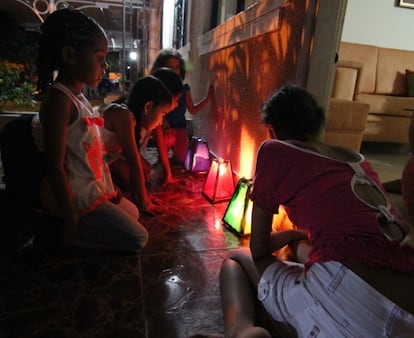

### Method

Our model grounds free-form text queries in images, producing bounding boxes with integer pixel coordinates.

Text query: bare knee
[226,247,254,266]
[220,249,252,280]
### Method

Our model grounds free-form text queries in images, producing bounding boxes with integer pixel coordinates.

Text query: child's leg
[402,155,414,214]
[109,159,132,197]
[220,248,272,338]
[116,196,140,221]
[409,111,414,153]
[382,179,402,194]
[76,199,148,252]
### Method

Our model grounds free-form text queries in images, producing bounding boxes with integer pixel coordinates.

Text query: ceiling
[0,0,157,49]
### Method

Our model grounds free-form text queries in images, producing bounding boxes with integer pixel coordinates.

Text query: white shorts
[258,260,414,337]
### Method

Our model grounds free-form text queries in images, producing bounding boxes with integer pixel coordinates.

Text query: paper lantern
[222,177,253,236]
[222,178,295,236]
[184,136,211,172]
[202,158,235,203]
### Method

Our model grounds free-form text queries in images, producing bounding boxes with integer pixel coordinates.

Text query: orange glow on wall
[238,125,256,179]
[272,205,295,232]
[191,0,314,179]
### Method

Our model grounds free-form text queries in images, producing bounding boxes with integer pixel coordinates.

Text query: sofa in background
[322,98,369,152]
[331,41,414,144]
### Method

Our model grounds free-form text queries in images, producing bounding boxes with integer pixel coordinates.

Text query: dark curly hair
[262,85,325,141]
[36,7,106,93]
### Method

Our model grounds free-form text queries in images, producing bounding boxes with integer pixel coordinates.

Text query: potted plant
[0,63,37,111]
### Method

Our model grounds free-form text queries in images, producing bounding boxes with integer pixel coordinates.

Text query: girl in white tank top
[33,8,148,252]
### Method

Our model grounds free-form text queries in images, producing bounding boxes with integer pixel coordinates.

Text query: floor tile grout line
[138,255,150,338]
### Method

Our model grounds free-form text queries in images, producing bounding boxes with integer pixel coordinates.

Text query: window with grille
[173,0,188,49]
[210,0,258,30]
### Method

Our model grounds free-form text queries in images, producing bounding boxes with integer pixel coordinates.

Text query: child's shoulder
[41,85,76,113]
[99,103,128,116]
[260,139,290,150]
[258,139,305,159]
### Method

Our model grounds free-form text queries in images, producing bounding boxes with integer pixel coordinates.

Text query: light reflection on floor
[0,141,409,338]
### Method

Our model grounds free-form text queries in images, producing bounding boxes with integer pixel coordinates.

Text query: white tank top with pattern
[33,82,116,215]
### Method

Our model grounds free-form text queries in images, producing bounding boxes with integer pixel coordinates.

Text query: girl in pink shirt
[219,85,414,337]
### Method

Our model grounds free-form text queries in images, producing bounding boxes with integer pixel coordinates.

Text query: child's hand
[150,196,163,205]
[140,201,166,216]
[163,175,177,185]
[138,195,164,216]
[286,230,310,263]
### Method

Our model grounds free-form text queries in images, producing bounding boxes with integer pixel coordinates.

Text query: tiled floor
[0,146,242,338]
[360,142,410,184]
[0,140,410,338]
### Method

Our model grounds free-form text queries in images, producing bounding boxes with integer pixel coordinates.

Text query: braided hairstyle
[36,7,106,93]
[127,76,173,145]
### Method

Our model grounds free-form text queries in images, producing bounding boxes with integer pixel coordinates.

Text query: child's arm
[40,90,79,244]
[110,106,151,210]
[185,84,214,115]
[250,203,309,260]
[154,125,175,184]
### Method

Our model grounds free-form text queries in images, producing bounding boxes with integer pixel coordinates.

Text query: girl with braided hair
[99,75,178,214]
[32,7,148,252]
[150,49,214,165]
